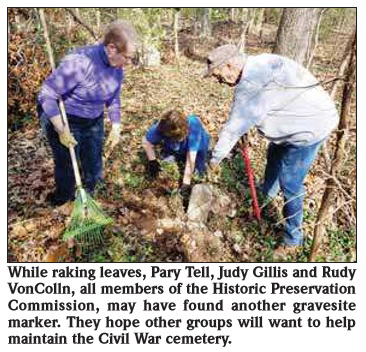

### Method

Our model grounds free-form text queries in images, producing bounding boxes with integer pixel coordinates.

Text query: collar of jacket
[99,43,112,67]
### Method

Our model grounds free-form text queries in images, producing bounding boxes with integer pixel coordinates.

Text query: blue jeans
[261,140,323,246]
[39,106,104,201]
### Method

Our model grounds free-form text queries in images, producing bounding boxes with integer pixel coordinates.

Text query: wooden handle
[39,8,82,188]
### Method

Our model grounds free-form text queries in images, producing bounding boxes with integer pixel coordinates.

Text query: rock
[210,190,231,215]
[213,230,223,238]
[187,184,213,223]
[227,208,237,218]
[233,243,242,254]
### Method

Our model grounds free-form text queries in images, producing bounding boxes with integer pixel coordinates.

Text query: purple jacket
[38,44,123,123]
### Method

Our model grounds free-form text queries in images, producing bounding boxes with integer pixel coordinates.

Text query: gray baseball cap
[203,44,241,77]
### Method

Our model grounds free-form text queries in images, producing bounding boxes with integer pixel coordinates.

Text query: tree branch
[65,8,98,41]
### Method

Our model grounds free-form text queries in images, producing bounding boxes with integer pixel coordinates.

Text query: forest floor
[7,22,356,263]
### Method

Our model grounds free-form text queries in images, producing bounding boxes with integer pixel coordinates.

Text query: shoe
[272,244,300,261]
[46,192,74,206]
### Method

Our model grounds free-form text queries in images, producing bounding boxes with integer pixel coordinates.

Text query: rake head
[63,188,113,245]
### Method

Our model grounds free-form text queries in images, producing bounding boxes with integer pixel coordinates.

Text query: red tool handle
[241,146,261,222]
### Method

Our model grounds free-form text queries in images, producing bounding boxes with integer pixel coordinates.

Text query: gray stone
[187,184,213,223]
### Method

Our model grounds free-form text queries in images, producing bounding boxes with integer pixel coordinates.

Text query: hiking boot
[273,244,301,261]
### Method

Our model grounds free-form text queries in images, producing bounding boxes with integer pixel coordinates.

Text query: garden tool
[239,136,261,224]
[39,9,112,245]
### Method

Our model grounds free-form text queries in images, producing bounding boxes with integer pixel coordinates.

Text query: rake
[39,9,113,245]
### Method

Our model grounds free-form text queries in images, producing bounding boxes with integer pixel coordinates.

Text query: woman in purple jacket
[38,21,137,206]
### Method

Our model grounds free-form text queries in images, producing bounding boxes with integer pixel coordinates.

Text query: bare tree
[321,26,356,170]
[230,8,237,22]
[248,8,265,37]
[309,30,356,262]
[65,8,98,41]
[306,8,326,69]
[273,8,322,66]
[241,8,249,24]
[95,9,101,36]
[330,27,357,99]
[201,8,211,38]
[173,8,180,61]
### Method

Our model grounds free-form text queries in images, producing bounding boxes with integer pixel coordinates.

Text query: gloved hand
[58,129,77,148]
[179,183,192,211]
[105,123,121,151]
[147,159,161,179]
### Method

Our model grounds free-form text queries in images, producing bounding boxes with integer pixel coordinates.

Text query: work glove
[105,123,121,151]
[58,129,77,148]
[179,183,192,211]
[147,159,161,179]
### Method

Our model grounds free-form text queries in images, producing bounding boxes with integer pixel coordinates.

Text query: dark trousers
[39,106,104,201]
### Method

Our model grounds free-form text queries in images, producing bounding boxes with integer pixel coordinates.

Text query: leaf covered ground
[7,22,356,263]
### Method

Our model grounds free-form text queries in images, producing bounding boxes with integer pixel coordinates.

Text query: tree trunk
[273,8,322,66]
[330,27,357,99]
[241,8,249,24]
[96,9,101,35]
[309,30,356,262]
[230,8,237,22]
[238,19,249,53]
[65,8,98,41]
[306,8,326,69]
[201,8,211,38]
[247,8,256,34]
[192,8,200,36]
[248,8,265,36]
[173,9,180,61]
[321,27,356,171]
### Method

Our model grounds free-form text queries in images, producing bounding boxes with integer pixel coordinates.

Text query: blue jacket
[38,44,123,123]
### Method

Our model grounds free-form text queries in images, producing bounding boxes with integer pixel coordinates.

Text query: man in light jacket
[205,45,339,260]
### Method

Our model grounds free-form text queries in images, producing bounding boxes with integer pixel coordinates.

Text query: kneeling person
[142,110,210,201]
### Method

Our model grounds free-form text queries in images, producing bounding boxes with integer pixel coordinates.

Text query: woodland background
[7,8,356,263]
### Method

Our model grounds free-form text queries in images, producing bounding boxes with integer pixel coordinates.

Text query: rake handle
[240,139,261,222]
[39,9,82,188]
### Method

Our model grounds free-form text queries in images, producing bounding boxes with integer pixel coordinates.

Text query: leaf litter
[8,22,355,262]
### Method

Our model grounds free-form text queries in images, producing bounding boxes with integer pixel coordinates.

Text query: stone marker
[187,184,213,223]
